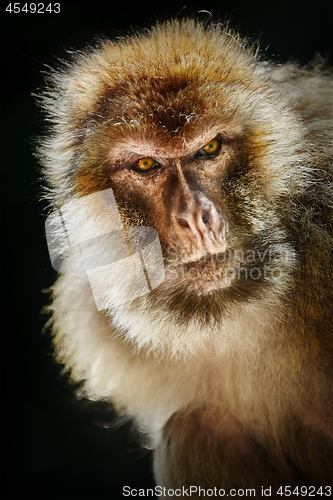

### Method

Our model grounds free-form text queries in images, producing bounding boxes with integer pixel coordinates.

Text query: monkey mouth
[183,252,230,270]
[165,251,236,292]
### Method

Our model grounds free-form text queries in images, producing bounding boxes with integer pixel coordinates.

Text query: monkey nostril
[177,217,191,229]
[202,212,210,225]
[176,211,211,232]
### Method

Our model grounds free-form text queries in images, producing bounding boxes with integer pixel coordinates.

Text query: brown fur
[38,20,332,497]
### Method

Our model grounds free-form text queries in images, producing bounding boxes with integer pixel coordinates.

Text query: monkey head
[40,20,323,354]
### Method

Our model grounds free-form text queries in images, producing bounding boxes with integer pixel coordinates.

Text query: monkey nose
[175,206,216,246]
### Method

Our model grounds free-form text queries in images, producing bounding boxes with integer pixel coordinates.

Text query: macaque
[38,19,332,497]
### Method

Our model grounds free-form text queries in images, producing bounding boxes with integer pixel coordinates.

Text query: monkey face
[72,117,294,316]
[103,130,236,292]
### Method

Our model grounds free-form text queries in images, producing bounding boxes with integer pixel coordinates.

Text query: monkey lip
[165,251,235,291]
[182,248,235,269]
[183,253,227,268]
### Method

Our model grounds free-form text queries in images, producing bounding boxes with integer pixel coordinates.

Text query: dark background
[1,1,332,499]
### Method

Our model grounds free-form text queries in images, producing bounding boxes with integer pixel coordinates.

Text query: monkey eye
[135,157,159,172]
[196,138,221,157]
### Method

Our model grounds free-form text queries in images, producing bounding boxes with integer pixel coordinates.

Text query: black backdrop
[1,1,332,499]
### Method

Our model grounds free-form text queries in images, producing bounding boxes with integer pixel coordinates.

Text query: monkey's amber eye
[137,157,156,171]
[203,138,220,154]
